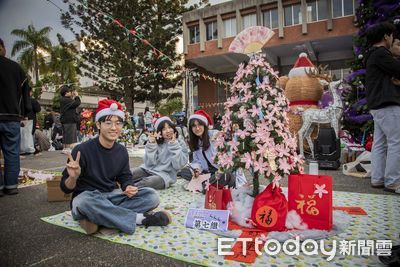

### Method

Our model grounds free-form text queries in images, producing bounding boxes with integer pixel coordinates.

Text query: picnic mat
[41,180,400,266]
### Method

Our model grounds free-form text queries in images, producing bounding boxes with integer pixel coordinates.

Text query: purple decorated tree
[214,54,304,196]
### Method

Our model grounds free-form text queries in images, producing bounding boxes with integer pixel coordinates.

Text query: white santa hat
[95,99,125,122]
[154,116,173,130]
[288,53,316,79]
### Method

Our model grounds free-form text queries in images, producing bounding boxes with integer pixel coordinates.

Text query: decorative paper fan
[229,26,275,54]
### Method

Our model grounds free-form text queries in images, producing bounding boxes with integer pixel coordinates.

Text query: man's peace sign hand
[67,151,81,179]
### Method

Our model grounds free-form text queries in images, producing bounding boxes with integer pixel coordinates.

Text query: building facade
[182,0,358,114]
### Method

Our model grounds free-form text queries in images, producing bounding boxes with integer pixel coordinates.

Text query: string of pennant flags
[50,0,232,87]
[198,102,226,108]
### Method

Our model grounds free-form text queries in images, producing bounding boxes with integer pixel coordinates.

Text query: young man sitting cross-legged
[60,99,171,234]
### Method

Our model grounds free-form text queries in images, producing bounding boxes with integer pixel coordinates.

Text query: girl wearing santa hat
[180,110,247,188]
[130,116,188,189]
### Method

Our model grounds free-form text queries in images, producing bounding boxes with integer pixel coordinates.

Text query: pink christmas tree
[214,54,304,196]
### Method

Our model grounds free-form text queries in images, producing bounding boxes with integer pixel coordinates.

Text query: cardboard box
[46,176,71,202]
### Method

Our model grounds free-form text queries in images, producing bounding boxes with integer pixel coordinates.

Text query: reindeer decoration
[298,66,343,159]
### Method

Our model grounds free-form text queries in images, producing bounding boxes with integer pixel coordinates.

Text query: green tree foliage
[11,24,52,83]
[158,97,183,116]
[49,34,79,84]
[60,0,208,105]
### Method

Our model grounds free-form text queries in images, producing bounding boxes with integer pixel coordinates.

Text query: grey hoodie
[141,138,188,188]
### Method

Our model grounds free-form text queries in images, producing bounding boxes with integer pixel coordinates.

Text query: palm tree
[11,24,52,83]
[49,45,77,83]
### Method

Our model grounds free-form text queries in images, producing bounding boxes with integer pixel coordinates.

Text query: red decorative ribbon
[289,100,318,106]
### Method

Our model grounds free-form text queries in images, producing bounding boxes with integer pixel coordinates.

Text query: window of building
[306,0,328,22]
[189,25,199,44]
[330,68,350,80]
[332,0,354,18]
[206,21,218,41]
[263,9,278,29]
[284,4,301,26]
[223,18,237,37]
[243,13,257,29]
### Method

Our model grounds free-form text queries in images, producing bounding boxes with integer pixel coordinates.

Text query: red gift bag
[251,183,288,232]
[288,174,332,230]
[205,184,232,210]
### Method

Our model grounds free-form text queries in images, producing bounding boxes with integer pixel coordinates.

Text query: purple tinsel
[346,69,366,81]
[358,98,368,106]
[318,91,333,108]
[345,113,373,123]
[354,45,362,55]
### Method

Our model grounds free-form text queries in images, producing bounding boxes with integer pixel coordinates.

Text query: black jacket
[43,113,54,130]
[0,56,31,121]
[60,96,81,124]
[27,97,41,135]
[365,46,400,110]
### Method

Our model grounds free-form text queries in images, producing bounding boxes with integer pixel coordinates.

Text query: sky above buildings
[0,0,230,60]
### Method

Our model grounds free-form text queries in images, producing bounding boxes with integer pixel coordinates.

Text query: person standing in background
[144,107,153,130]
[364,22,400,194]
[0,38,31,196]
[59,86,81,154]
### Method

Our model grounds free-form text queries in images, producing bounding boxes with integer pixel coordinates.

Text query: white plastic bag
[20,120,35,154]
[342,151,371,178]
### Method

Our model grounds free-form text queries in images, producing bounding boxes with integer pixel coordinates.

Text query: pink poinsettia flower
[256,143,269,156]
[314,184,328,198]
[224,109,232,118]
[228,139,239,153]
[272,176,282,189]
[259,97,271,108]
[240,152,253,169]
[242,91,253,102]
[242,67,254,77]
[219,153,234,169]
[275,143,290,158]
[260,83,272,93]
[268,104,281,116]
[250,56,264,67]
[278,158,292,174]
[237,107,248,119]
[253,156,268,174]
[225,96,239,108]
[275,95,289,107]
[263,110,275,123]
[214,135,225,149]
[274,120,285,130]
[236,129,250,139]
[251,130,267,144]
[238,82,252,93]
[244,119,255,131]
[268,88,278,96]
[249,105,259,117]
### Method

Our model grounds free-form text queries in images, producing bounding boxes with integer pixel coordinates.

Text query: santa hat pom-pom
[299,52,308,58]
[110,103,118,111]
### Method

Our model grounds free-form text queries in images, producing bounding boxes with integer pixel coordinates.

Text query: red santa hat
[288,53,316,79]
[189,110,213,126]
[95,99,125,122]
[154,116,173,130]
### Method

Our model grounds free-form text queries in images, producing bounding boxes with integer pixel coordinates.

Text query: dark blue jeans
[0,121,21,190]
